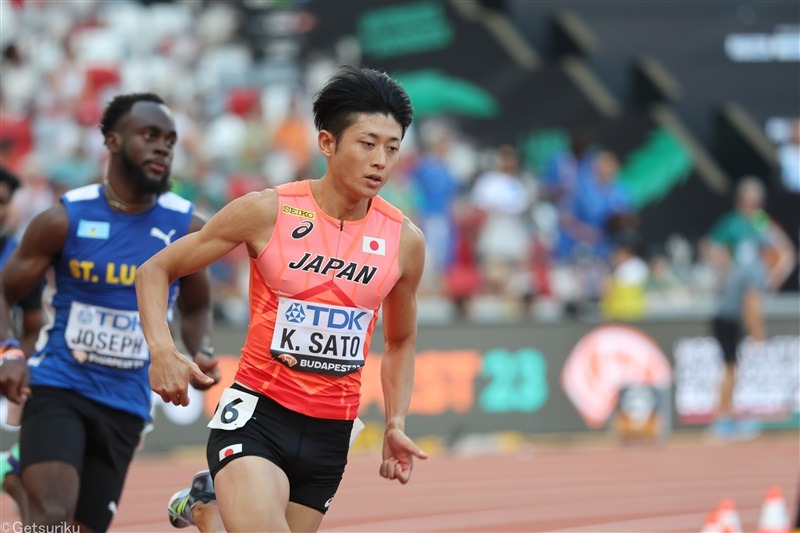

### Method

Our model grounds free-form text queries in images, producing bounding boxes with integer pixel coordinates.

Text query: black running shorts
[20,385,144,532]
[206,383,354,514]
[711,316,742,364]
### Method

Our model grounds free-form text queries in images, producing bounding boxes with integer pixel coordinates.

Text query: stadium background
[0,0,798,531]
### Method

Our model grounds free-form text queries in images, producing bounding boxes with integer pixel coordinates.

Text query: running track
[1,432,796,532]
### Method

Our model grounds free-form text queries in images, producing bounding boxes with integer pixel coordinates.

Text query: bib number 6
[208,387,258,430]
[222,398,242,424]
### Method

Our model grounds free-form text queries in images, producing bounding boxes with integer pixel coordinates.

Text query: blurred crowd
[1,1,796,325]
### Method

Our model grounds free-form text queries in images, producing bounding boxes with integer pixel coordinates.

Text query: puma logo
[150,227,176,247]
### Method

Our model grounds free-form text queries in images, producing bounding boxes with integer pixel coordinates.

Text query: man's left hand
[190,350,221,391]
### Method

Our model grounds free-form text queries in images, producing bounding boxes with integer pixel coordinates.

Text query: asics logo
[324,497,334,508]
[150,227,176,247]
[291,220,314,239]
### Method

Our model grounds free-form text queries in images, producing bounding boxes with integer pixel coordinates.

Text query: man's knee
[21,462,79,525]
[26,494,74,525]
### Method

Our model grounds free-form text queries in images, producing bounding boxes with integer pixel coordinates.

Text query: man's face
[325,113,403,199]
[114,101,177,195]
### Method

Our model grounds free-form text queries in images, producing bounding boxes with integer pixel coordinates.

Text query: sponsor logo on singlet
[270,297,373,377]
[65,301,148,370]
[291,220,314,239]
[282,205,316,219]
[150,226,176,246]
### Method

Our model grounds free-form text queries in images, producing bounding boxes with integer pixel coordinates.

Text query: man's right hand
[0,358,31,404]
[149,348,214,406]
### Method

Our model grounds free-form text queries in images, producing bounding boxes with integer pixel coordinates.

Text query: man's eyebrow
[141,125,177,136]
[360,131,401,142]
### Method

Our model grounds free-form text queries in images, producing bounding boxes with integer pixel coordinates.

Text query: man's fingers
[192,364,214,385]
[380,459,398,479]
[396,463,411,484]
[156,388,188,406]
[413,447,428,459]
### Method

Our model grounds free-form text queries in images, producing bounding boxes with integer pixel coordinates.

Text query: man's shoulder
[225,188,280,227]
[399,215,425,248]
[371,194,404,223]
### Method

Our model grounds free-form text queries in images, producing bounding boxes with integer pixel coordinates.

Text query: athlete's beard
[120,147,172,195]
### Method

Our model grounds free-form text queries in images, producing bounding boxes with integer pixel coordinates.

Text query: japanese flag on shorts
[219,443,242,461]
[362,236,385,256]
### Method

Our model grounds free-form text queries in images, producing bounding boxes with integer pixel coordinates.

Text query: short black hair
[313,65,413,141]
[0,166,20,195]
[100,92,165,136]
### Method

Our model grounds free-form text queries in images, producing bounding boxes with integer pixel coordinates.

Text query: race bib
[349,417,365,447]
[270,297,373,377]
[65,301,148,370]
[208,387,259,430]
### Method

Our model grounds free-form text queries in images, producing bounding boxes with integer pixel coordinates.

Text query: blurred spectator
[540,128,595,204]
[210,245,250,327]
[556,150,634,262]
[444,196,484,319]
[0,90,33,174]
[777,118,800,194]
[645,245,689,304]
[1,43,37,115]
[271,96,314,181]
[471,145,535,311]
[234,88,271,175]
[379,151,421,223]
[703,176,795,441]
[48,143,99,195]
[601,229,649,321]
[7,154,55,241]
[411,122,460,288]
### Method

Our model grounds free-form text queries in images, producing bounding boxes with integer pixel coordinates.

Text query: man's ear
[318,130,335,158]
[104,132,122,152]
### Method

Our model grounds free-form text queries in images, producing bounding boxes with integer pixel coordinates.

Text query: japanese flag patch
[219,443,242,461]
[362,236,385,256]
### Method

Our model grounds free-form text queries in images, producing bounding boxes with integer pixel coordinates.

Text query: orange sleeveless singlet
[234,180,403,420]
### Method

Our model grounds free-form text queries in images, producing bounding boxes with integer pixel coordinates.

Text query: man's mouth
[147,162,167,175]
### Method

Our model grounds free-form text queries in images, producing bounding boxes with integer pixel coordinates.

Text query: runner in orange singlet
[136,65,427,532]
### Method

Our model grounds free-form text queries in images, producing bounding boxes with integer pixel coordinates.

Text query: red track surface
[1,433,797,532]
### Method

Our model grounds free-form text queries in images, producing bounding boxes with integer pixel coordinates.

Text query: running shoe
[733,418,762,440]
[167,469,215,528]
[708,417,736,442]
[0,443,21,493]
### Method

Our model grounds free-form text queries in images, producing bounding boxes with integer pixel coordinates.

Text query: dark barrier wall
[4,318,794,453]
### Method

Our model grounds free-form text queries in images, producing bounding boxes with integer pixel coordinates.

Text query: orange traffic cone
[758,486,790,533]
[701,509,722,533]
[717,499,743,533]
